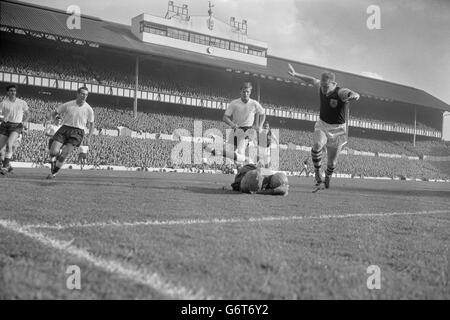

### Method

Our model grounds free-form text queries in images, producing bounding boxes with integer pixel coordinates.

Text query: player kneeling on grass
[46,87,94,179]
[78,145,89,170]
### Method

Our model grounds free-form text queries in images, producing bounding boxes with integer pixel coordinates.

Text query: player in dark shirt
[288,64,360,188]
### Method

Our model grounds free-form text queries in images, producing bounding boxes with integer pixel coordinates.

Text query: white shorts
[314,119,347,148]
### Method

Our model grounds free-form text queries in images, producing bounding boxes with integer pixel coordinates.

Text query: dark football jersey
[319,86,348,125]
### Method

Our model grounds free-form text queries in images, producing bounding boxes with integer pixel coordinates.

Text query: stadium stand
[4,92,449,162]
[0,38,441,134]
[13,131,450,180]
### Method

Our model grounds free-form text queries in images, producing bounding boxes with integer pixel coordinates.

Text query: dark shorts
[78,153,87,160]
[0,122,23,137]
[52,125,84,147]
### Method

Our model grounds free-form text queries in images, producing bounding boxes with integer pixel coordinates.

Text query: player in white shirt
[78,145,89,170]
[46,87,94,179]
[222,82,265,166]
[0,84,29,174]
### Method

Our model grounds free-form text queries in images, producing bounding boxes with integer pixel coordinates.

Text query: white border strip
[24,210,450,231]
[0,219,215,300]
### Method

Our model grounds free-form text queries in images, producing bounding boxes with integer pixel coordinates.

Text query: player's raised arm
[338,88,360,102]
[287,63,320,87]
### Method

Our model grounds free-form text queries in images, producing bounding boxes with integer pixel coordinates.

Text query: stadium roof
[1,0,449,112]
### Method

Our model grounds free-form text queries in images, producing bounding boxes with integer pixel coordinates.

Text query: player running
[46,86,94,179]
[287,64,360,188]
[78,144,89,170]
[0,84,29,175]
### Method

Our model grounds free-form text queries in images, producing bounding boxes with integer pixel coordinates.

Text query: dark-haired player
[288,64,359,188]
[0,84,29,174]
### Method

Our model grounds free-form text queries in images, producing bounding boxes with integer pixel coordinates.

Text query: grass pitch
[1,169,449,299]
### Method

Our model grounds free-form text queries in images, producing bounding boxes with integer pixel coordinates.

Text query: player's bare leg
[311,130,327,185]
[49,140,63,173]
[47,143,75,179]
[0,132,18,173]
[324,145,340,189]
[0,145,6,175]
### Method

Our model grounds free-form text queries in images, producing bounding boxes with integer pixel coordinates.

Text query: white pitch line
[0,219,216,300]
[23,209,450,231]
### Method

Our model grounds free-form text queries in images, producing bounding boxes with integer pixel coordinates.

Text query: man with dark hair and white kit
[0,84,29,175]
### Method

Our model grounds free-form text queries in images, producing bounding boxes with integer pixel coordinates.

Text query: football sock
[2,157,11,168]
[326,166,335,177]
[51,165,60,175]
[311,149,322,170]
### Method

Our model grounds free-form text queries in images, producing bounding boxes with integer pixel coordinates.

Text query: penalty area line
[0,219,217,300]
[23,209,450,231]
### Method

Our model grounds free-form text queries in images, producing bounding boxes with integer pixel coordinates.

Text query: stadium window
[142,23,167,36]
[168,28,189,41]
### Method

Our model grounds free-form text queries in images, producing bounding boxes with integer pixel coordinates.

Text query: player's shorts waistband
[60,125,85,131]
[237,126,253,131]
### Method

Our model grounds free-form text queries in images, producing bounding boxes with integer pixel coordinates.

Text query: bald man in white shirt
[223,82,265,165]
[47,86,94,179]
[0,84,29,174]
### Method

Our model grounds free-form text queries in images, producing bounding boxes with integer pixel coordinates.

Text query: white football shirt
[57,100,94,131]
[0,98,29,123]
[225,98,264,127]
